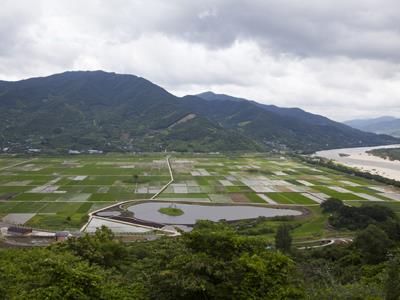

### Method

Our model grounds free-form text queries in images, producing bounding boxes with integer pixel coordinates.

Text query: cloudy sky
[1,0,400,121]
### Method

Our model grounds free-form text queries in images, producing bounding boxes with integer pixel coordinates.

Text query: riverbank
[315,144,400,181]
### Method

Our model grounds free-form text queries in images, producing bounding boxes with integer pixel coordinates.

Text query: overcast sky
[1,0,400,121]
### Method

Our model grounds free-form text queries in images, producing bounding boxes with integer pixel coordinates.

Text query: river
[315,144,400,181]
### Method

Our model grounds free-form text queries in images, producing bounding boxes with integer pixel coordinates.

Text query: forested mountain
[0,71,397,153]
[192,91,399,151]
[0,71,258,152]
[345,116,400,138]
[197,91,346,126]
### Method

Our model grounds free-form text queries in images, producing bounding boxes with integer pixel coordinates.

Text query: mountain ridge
[344,116,400,138]
[196,91,349,127]
[0,71,397,153]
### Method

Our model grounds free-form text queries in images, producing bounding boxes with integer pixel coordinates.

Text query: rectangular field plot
[0,153,398,231]
[208,194,232,203]
[39,202,85,214]
[2,213,36,225]
[0,202,20,214]
[312,186,367,200]
[265,193,318,205]
[25,213,87,231]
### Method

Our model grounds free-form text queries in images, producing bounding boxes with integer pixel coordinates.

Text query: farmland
[1,153,399,240]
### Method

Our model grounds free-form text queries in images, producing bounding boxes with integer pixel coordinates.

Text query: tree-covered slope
[190,93,399,152]
[0,71,259,152]
[0,71,397,153]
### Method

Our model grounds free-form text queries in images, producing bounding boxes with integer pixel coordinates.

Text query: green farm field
[0,153,399,239]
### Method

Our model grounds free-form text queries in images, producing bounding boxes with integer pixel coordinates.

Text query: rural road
[297,237,353,249]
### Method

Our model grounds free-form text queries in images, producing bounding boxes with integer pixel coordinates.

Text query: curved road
[297,237,353,249]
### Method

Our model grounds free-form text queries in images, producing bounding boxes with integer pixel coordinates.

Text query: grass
[0,202,18,213]
[11,202,48,213]
[312,186,366,200]
[26,213,87,231]
[246,193,265,203]
[343,186,379,195]
[258,206,351,242]
[39,202,82,214]
[158,207,184,216]
[266,193,317,205]
[13,193,58,201]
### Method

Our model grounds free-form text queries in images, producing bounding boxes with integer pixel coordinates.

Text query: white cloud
[0,0,399,121]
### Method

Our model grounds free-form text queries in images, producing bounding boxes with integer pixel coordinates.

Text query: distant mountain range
[0,71,397,153]
[344,116,400,138]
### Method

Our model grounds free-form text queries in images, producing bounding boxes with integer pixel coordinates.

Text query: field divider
[80,155,174,232]
[0,158,37,171]
[150,155,173,200]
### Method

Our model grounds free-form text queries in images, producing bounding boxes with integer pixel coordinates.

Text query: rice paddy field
[1,153,399,238]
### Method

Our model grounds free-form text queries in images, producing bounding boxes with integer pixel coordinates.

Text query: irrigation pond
[127,202,302,225]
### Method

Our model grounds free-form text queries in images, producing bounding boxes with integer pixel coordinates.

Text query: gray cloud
[0,0,399,120]
[70,0,400,62]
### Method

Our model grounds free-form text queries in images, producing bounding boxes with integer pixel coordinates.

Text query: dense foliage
[368,148,400,162]
[275,224,292,253]
[296,200,400,299]
[296,242,400,299]
[0,226,303,300]
[1,205,400,299]
[321,198,398,230]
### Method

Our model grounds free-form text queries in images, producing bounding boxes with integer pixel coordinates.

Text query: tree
[320,198,343,213]
[0,247,129,300]
[132,174,139,183]
[0,223,306,299]
[384,253,400,300]
[354,224,393,264]
[149,229,303,300]
[275,224,292,253]
[53,226,127,268]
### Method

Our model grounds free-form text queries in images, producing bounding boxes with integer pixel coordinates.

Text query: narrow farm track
[80,155,174,232]
[150,156,174,199]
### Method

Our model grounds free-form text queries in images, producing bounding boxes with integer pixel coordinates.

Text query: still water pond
[127,202,302,225]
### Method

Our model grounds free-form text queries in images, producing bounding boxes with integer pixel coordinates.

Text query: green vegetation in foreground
[158,207,184,216]
[368,147,400,161]
[321,198,399,231]
[1,208,400,300]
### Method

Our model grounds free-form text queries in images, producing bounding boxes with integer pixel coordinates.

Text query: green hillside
[0,71,397,153]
